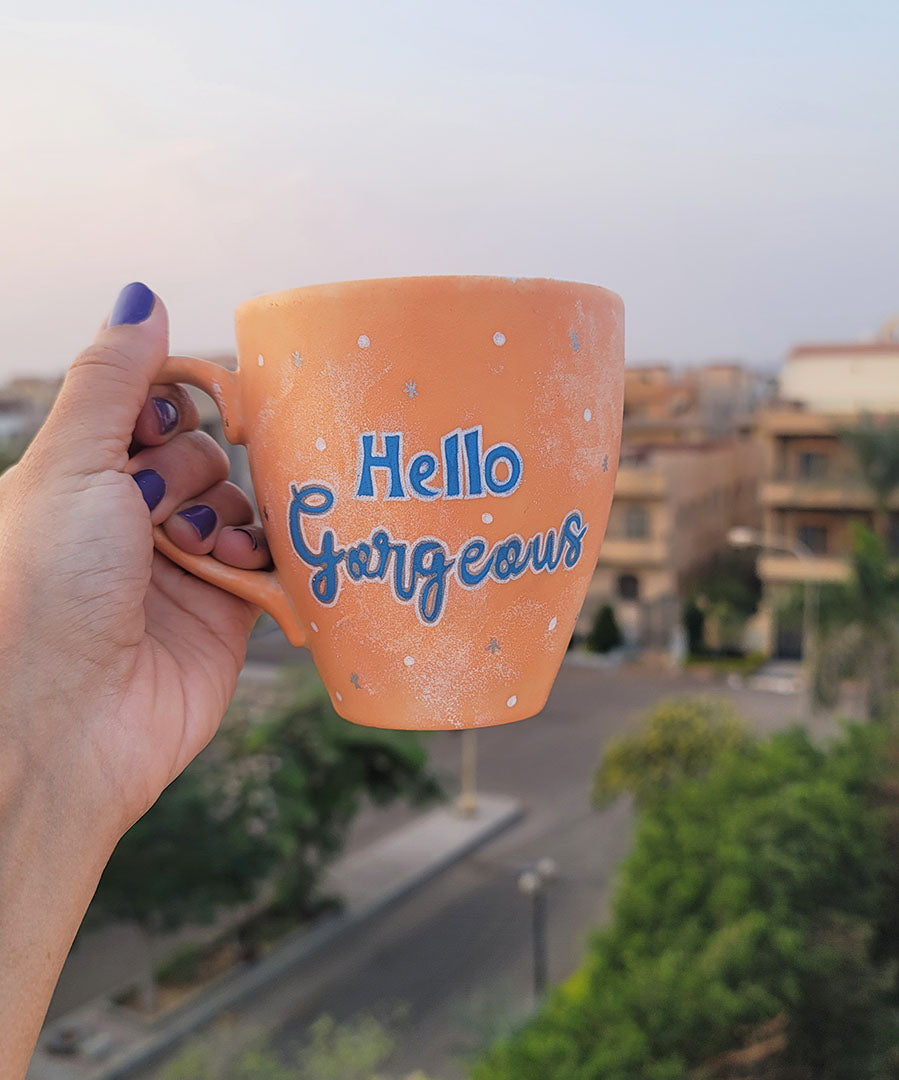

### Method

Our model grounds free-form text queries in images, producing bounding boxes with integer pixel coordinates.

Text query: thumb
[37,282,171,475]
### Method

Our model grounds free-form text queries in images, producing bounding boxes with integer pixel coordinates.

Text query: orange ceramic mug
[153,276,624,730]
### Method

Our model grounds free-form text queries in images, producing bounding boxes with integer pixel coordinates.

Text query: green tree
[586,604,623,654]
[239,679,441,915]
[840,415,899,540]
[592,697,749,809]
[83,677,440,1006]
[161,1013,437,1080]
[476,707,899,1080]
[813,524,899,720]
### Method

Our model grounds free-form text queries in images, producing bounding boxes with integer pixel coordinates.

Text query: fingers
[40,283,170,474]
[126,430,230,521]
[162,484,272,569]
[131,383,200,448]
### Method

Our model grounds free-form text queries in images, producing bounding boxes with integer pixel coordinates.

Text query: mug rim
[235,274,623,321]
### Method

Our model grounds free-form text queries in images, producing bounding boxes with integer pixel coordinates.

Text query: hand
[0,283,270,848]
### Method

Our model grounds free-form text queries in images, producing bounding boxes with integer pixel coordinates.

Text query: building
[753,322,899,657]
[585,435,761,647]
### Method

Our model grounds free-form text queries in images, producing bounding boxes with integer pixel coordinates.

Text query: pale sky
[1,1,897,379]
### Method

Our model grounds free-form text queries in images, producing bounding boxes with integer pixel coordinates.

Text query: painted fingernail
[152,397,178,435]
[178,504,217,540]
[233,527,259,550]
[133,469,165,511]
[109,282,155,326]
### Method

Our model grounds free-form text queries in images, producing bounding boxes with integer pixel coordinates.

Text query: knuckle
[72,341,134,374]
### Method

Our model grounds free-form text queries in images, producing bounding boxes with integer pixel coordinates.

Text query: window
[624,505,649,539]
[797,524,828,555]
[617,573,640,601]
[798,451,829,481]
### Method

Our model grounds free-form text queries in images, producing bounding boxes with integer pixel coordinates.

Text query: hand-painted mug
[154,276,624,730]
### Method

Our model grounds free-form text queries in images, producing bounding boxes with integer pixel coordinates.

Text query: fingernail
[133,469,165,511]
[178,504,217,540]
[234,527,259,550]
[109,282,155,326]
[152,397,178,435]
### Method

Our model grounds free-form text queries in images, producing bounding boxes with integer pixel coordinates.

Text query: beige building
[754,328,899,657]
[585,436,761,646]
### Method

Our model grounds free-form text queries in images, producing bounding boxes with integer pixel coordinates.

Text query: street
[139,657,825,1080]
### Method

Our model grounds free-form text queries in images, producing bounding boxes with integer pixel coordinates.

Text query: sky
[1,0,897,379]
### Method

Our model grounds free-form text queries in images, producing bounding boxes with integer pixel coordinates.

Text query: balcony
[757,553,851,585]
[597,536,668,567]
[613,467,666,499]
[759,477,880,511]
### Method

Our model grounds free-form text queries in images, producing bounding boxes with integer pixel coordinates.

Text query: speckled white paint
[548,617,558,631]
[584,408,592,421]
[357,334,370,349]
[310,621,319,633]
[404,656,415,667]
[506,695,518,708]
[493,331,506,346]
[257,353,264,367]
[482,512,493,524]
[315,437,326,451]
[335,691,343,702]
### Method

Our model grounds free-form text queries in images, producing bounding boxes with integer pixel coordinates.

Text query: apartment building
[586,436,761,647]
[754,325,899,657]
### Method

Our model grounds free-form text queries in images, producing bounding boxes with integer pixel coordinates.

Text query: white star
[403,380,418,399]
[291,350,303,367]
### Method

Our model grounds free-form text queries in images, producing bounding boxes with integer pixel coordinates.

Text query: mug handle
[150,355,306,648]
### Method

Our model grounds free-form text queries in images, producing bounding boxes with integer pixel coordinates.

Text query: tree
[812,524,899,721]
[592,697,749,810]
[83,677,440,1006]
[840,415,899,540]
[475,705,899,1080]
[161,1013,438,1080]
[683,598,705,656]
[238,679,441,915]
[586,604,623,654]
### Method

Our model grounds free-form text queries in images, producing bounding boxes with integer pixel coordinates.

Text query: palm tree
[813,524,899,721]
[840,416,899,542]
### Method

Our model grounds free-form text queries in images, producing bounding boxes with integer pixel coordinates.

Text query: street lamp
[517,858,558,1002]
[727,526,818,669]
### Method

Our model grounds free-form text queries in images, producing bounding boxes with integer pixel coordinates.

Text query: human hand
[0,283,271,850]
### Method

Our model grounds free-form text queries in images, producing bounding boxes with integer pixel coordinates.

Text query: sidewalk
[27,794,522,1080]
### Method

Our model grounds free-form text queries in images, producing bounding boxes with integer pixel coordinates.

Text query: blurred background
[7,2,899,1078]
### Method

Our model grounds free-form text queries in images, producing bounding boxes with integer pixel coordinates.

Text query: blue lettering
[288,485,345,604]
[408,452,440,499]
[457,538,492,587]
[412,542,455,623]
[530,529,563,572]
[484,443,522,495]
[357,433,405,499]
[442,431,461,498]
[463,428,483,496]
[560,511,588,567]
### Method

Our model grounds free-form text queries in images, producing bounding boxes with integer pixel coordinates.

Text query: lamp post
[457,730,478,817]
[727,526,818,669]
[517,857,558,1002]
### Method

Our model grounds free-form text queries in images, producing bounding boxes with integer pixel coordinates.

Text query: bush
[476,706,899,1080]
[587,604,623,654]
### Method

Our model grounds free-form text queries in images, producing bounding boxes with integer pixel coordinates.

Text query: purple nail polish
[133,469,165,511]
[152,397,178,435]
[178,504,217,540]
[109,282,155,326]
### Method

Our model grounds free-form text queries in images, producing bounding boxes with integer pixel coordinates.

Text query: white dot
[584,408,592,421]
[482,512,493,524]
[548,617,558,631]
[404,656,415,667]
[257,353,264,366]
[335,690,343,702]
[506,695,518,708]
[493,331,506,346]
[315,437,326,452]
[357,334,370,348]
[310,621,319,633]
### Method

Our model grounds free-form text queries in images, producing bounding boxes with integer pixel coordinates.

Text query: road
[140,657,829,1080]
